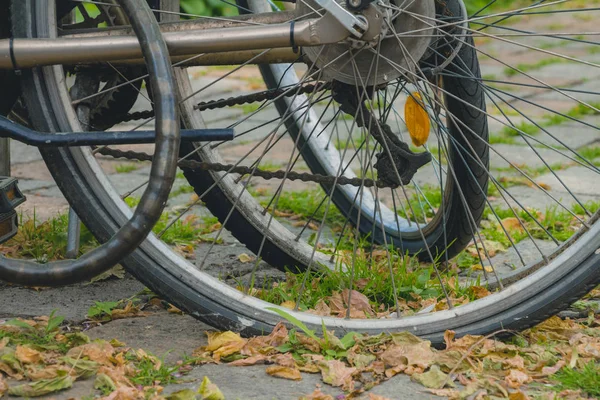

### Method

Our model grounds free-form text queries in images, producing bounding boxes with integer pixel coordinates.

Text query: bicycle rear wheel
[13,0,600,344]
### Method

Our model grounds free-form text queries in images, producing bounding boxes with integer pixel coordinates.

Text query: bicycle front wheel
[14,0,600,344]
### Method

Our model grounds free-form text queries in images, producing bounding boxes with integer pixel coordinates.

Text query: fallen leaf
[471,264,494,273]
[280,301,296,310]
[540,360,565,376]
[67,341,115,365]
[318,359,356,390]
[26,364,69,381]
[166,389,197,400]
[266,365,302,381]
[98,387,144,400]
[15,345,42,364]
[509,391,532,400]
[368,394,393,400]
[0,376,7,397]
[411,365,454,389]
[299,388,334,400]
[111,302,149,320]
[229,354,268,366]
[61,356,100,379]
[198,376,225,400]
[94,373,117,393]
[205,331,246,352]
[505,369,532,388]
[501,217,524,232]
[237,253,255,263]
[468,286,491,299]
[8,371,74,397]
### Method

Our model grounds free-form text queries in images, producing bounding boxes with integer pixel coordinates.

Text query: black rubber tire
[12,0,600,345]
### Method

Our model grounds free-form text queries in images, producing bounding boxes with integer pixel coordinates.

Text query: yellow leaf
[15,345,42,364]
[280,301,296,310]
[198,376,225,400]
[405,92,430,147]
[205,331,245,352]
[66,341,115,366]
[237,253,254,263]
[266,365,302,381]
[471,264,493,273]
[509,391,532,400]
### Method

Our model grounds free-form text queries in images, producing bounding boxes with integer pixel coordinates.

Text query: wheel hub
[300,0,436,86]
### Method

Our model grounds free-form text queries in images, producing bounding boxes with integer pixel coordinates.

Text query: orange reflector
[405,92,430,147]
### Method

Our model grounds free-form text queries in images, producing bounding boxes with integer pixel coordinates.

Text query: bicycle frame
[0,11,350,69]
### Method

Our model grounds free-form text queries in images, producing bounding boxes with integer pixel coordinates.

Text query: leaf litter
[2,294,600,399]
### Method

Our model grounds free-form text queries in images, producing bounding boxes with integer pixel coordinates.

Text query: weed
[553,362,600,398]
[2,310,69,353]
[127,352,180,386]
[114,163,139,174]
[1,212,98,262]
[264,188,346,227]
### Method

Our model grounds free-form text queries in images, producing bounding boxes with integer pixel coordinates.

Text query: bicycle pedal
[0,177,26,213]
[0,177,25,243]
[0,210,18,244]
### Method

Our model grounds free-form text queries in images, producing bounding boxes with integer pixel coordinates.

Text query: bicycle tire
[12,0,600,344]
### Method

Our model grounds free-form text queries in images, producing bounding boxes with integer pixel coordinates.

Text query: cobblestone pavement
[1,7,600,400]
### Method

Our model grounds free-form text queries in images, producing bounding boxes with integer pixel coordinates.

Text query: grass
[1,212,98,263]
[0,310,69,353]
[264,188,347,228]
[494,102,600,139]
[114,163,139,174]
[553,362,600,398]
[254,240,481,314]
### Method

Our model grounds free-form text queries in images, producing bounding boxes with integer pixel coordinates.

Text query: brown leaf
[505,369,532,389]
[0,375,7,397]
[308,299,331,316]
[509,391,532,400]
[111,302,150,320]
[299,388,334,400]
[540,360,566,376]
[0,361,24,380]
[26,364,70,381]
[368,394,393,400]
[237,253,255,263]
[501,217,524,232]
[318,359,356,391]
[380,342,435,369]
[98,386,145,400]
[67,341,115,366]
[341,289,374,315]
[468,286,491,299]
[279,301,296,310]
[229,354,268,366]
[15,345,43,364]
[273,353,296,368]
[265,365,302,381]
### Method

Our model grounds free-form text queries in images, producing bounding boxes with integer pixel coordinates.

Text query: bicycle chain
[97,81,394,188]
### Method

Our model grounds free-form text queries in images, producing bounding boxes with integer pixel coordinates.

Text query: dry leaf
[198,376,225,400]
[509,391,532,400]
[318,359,356,390]
[471,264,494,273]
[469,286,491,299]
[368,394,393,400]
[280,301,296,310]
[67,341,115,366]
[111,302,149,320]
[98,386,145,400]
[229,354,268,366]
[265,365,302,381]
[501,217,524,232]
[0,375,7,397]
[15,345,43,364]
[8,371,74,397]
[505,369,532,388]
[411,365,453,389]
[237,253,255,263]
[299,388,334,400]
[205,331,246,352]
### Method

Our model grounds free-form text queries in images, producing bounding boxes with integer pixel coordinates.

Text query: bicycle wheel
[14,0,600,344]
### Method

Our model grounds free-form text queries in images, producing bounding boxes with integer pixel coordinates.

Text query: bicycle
[0,0,598,345]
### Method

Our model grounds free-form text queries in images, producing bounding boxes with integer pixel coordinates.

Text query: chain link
[96,81,396,188]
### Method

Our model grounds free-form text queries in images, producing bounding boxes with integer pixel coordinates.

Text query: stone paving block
[488,184,599,211]
[489,143,572,169]
[534,122,600,149]
[15,179,56,193]
[536,165,600,197]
